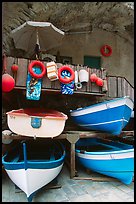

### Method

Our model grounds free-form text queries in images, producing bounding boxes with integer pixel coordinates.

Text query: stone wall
[2,2,134,85]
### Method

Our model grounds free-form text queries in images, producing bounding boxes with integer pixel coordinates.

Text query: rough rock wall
[2,2,134,57]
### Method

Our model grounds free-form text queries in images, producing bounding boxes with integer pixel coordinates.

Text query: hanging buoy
[28,60,46,79]
[2,54,15,92]
[11,64,18,73]
[96,77,104,87]
[100,45,112,57]
[58,66,75,84]
[78,69,89,83]
[74,71,82,89]
[2,73,15,92]
[90,73,98,82]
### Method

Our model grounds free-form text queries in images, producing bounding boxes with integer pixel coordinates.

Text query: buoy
[2,73,15,92]
[100,45,112,57]
[28,60,46,79]
[96,77,104,87]
[78,69,89,83]
[58,66,75,84]
[11,64,18,72]
[74,71,82,89]
[90,73,98,82]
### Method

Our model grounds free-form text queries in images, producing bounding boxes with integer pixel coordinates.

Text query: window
[84,56,101,69]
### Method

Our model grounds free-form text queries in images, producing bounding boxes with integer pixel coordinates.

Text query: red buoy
[11,64,18,72]
[96,77,104,87]
[58,66,75,84]
[28,60,46,79]
[2,73,15,92]
[90,73,98,82]
[100,45,112,57]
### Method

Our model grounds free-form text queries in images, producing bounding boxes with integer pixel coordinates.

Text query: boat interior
[4,140,64,162]
[76,138,133,153]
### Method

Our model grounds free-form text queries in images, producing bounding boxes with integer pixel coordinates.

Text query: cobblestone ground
[2,164,134,202]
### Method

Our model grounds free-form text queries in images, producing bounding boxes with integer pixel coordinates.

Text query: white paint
[76,150,134,160]
[71,97,133,116]
[5,164,63,197]
[7,110,67,138]
[74,71,78,84]
[78,118,128,127]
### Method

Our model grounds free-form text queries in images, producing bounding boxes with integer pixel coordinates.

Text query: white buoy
[75,71,78,84]
[79,69,89,83]
[74,71,82,89]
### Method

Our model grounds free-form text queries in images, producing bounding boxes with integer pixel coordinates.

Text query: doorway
[84,56,101,69]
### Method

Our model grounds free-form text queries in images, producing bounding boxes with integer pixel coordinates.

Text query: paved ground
[2,163,134,202]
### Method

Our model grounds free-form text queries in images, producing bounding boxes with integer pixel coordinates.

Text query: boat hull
[71,96,133,135]
[2,140,65,202]
[6,108,68,138]
[5,164,63,201]
[76,138,134,184]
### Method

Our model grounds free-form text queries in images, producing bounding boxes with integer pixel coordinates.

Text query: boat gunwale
[70,96,133,114]
[75,139,134,155]
[2,141,66,170]
[6,108,68,120]
[75,148,134,155]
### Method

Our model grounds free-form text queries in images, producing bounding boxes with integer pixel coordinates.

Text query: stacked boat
[71,96,134,184]
[6,108,68,138]
[3,108,68,202]
[2,140,66,202]
[75,138,134,185]
[70,96,134,135]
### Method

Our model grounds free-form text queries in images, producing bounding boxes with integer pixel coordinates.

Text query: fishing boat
[6,108,68,138]
[70,96,134,135]
[2,140,66,202]
[75,138,134,185]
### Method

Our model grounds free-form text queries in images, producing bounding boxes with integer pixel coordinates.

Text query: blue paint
[23,142,27,170]
[61,81,74,95]
[2,142,65,171]
[75,138,134,185]
[60,69,74,94]
[26,67,42,100]
[31,117,42,128]
[2,141,66,202]
[71,97,133,135]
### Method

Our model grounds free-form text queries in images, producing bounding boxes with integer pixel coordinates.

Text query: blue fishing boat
[70,96,134,135]
[2,140,65,202]
[75,138,134,185]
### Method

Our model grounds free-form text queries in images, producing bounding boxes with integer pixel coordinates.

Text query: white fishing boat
[2,140,65,202]
[6,108,68,138]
